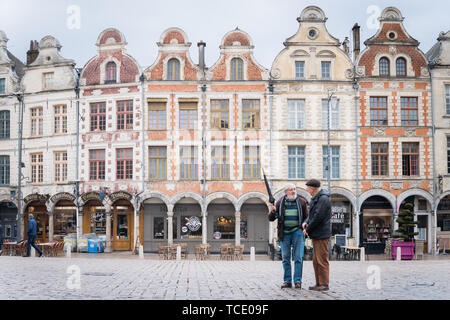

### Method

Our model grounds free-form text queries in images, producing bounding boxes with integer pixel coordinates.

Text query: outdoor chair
[233,245,244,260]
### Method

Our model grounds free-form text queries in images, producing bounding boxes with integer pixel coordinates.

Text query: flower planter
[391,240,414,260]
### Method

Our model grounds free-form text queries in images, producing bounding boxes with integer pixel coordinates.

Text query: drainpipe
[136,72,146,252]
[353,71,360,247]
[268,79,274,245]
[429,63,437,255]
[74,68,81,252]
[198,41,207,244]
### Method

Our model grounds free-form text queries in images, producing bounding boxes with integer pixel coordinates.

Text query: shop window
[54,205,76,239]
[117,100,133,130]
[213,216,235,240]
[0,110,10,139]
[418,199,427,211]
[116,214,128,240]
[437,213,450,232]
[402,142,419,176]
[240,217,248,239]
[153,217,165,239]
[148,102,166,129]
[331,197,352,237]
[288,100,305,130]
[210,99,229,129]
[362,211,392,244]
[370,97,388,126]
[242,99,260,129]
[181,215,202,239]
[90,102,106,132]
[230,58,243,81]
[400,97,418,126]
[91,208,107,234]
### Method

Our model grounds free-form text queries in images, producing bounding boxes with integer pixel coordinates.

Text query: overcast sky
[1,0,449,70]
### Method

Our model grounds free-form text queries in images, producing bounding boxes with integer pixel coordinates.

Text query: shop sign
[109,191,133,202]
[186,216,201,232]
[81,192,102,203]
[24,193,48,204]
[213,232,222,240]
[331,206,346,224]
[50,192,75,203]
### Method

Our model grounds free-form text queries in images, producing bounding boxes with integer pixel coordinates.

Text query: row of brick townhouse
[0,6,449,255]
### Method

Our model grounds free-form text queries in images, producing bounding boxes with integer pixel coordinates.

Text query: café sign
[50,192,75,203]
[331,206,347,224]
[24,193,48,204]
[109,191,132,202]
[81,192,102,203]
[186,216,202,232]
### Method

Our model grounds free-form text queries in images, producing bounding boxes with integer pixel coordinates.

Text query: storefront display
[181,215,202,239]
[362,210,392,244]
[213,216,235,240]
[331,196,352,237]
[53,201,76,240]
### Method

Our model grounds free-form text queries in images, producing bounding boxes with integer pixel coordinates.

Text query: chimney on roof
[352,23,360,62]
[197,40,206,75]
[26,40,39,65]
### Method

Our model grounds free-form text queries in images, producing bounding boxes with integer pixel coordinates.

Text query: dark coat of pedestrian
[302,179,331,292]
[25,214,42,257]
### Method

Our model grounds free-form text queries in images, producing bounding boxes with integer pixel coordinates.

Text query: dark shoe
[308,285,320,291]
[317,285,329,291]
[39,252,43,257]
[294,282,302,289]
[22,255,30,257]
[281,282,292,289]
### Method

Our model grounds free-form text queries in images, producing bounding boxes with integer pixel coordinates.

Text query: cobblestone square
[0,254,449,300]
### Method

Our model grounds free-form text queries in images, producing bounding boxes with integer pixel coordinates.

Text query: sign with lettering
[24,193,48,204]
[331,206,347,224]
[50,192,75,203]
[109,191,133,202]
[81,192,102,203]
[186,216,201,232]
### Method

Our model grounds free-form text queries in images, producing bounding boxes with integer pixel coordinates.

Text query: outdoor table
[36,243,55,257]
[2,242,17,256]
[341,246,361,260]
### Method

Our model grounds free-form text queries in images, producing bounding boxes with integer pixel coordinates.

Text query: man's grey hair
[28,213,34,219]
[284,183,297,193]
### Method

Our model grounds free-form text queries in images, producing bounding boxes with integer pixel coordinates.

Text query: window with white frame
[0,155,9,185]
[288,100,305,130]
[43,72,54,90]
[288,146,305,179]
[180,146,198,180]
[31,107,43,136]
[54,105,67,134]
[446,85,450,115]
[321,61,331,79]
[323,146,340,179]
[0,78,5,94]
[54,151,67,183]
[322,99,339,129]
[243,146,260,179]
[0,110,9,139]
[31,153,43,183]
[295,61,305,79]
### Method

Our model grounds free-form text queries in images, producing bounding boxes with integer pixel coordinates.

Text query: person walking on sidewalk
[24,214,42,257]
[302,179,331,292]
[269,184,308,289]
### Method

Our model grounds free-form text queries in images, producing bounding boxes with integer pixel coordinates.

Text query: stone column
[235,211,241,246]
[202,210,208,245]
[48,212,54,242]
[105,205,112,253]
[167,206,174,245]
[19,209,25,241]
[78,209,83,236]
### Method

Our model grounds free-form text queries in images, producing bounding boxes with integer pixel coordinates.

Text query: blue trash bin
[88,239,99,253]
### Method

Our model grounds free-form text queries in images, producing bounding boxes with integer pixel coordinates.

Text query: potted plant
[392,202,418,260]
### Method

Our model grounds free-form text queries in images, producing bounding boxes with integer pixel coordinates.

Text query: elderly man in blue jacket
[25,214,43,257]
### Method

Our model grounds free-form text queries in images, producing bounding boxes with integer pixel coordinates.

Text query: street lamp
[74,67,82,252]
[326,88,338,193]
[8,92,24,240]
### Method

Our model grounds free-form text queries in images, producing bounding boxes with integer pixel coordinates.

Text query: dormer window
[43,72,54,90]
[379,57,390,76]
[230,58,243,81]
[105,62,117,84]
[396,58,406,76]
[167,58,180,80]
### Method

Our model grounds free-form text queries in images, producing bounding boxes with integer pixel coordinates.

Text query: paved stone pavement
[0,254,449,300]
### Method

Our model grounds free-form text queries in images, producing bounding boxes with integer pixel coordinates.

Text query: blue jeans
[26,235,42,257]
[281,229,305,283]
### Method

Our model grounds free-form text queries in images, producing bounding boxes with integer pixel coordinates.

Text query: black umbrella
[262,168,275,204]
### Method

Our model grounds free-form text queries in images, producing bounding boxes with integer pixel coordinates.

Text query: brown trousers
[312,238,330,286]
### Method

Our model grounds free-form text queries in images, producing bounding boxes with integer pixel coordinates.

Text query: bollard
[176,245,181,261]
[360,247,365,261]
[139,245,144,259]
[250,246,255,261]
[31,247,36,257]
[65,244,71,258]
[396,247,401,261]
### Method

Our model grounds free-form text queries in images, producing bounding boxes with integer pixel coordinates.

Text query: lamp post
[8,92,24,240]
[74,67,82,252]
[326,89,337,193]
